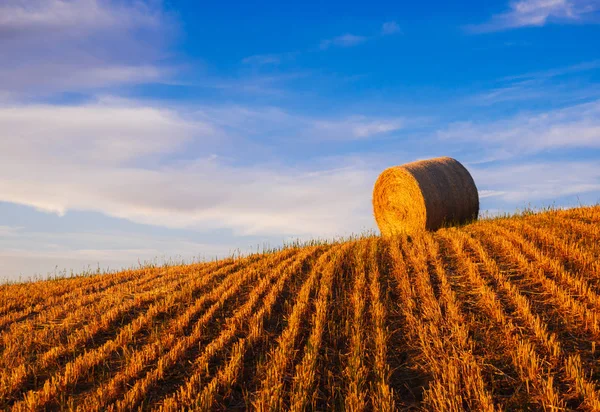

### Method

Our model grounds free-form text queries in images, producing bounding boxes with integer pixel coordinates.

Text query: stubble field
[1,206,600,411]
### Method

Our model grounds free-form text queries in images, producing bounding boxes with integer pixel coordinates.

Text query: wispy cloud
[242,54,283,66]
[0,226,23,237]
[381,21,401,35]
[467,80,600,106]
[467,0,600,32]
[502,59,600,81]
[0,156,377,237]
[0,0,164,31]
[0,97,210,166]
[465,60,600,106]
[439,99,600,155]
[319,21,401,50]
[320,33,368,49]
[472,161,600,204]
[311,117,404,139]
[0,98,402,237]
[195,106,406,142]
[241,52,301,67]
[0,0,176,96]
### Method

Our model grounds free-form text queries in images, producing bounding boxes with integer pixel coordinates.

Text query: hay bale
[372,156,479,236]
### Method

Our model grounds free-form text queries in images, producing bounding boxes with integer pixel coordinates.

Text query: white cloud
[0,0,162,32]
[0,226,23,237]
[241,52,299,67]
[0,157,377,237]
[464,60,600,106]
[193,105,405,141]
[0,0,175,95]
[501,60,600,82]
[473,161,600,203]
[468,0,600,32]
[438,99,600,209]
[478,189,507,198]
[0,98,211,165]
[439,99,600,154]
[312,117,404,139]
[381,21,401,35]
[0,65,171,96]
[242,54,282,66]
[0,99,382,238]
[320,34,368,49]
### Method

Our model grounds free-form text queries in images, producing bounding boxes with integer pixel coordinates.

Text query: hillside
[1,206,600,411]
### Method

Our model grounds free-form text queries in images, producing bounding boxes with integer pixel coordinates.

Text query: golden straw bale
[372,156,479,236]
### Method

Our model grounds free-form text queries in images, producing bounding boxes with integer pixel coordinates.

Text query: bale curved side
[372,156,479,235]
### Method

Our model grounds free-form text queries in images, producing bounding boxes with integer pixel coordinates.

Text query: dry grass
[1,205,600,411]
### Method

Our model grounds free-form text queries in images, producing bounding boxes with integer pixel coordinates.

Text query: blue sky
[1,0,599,280]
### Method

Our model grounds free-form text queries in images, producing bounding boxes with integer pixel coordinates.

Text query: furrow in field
[405,233,494,411]
[251,244,348,411]
[366,239,395,412]
[524,218,600,278]
[9,252,288,411]
[562,205,600,223]
[425,233,497,410]
[0,260,230,399]
[343,239,370,412]
[1,260,224,341]
[467,224,600,410]
[438,228,565,410]
[386,236,431,408]
[376,238,424,409]
[489,222,600,334]
[399,236,454,409]
[69,253,270,411]
[497,220,600,300]
[0,266,167,332]
[158,246,327,411]
[0,271,133,317]
[288,243,353,412]
[310,241,357,411]
[1,264,212,406]
[0,260,208,329]
[470,223,600,337]
[107,250,299,412]
[550,217,600,253]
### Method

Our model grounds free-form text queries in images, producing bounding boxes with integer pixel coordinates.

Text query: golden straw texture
[372,157,479,236]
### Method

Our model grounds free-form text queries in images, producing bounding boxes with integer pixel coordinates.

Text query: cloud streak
[319,21,401,50]
[320,34,368,49]
[242,54,283,66]
[439,99,600,154]
[473,161,600,204]
[241,52,299,66]
[0,99,394,237]
[468,0,600,32]
[381,21,401,35]
[0,0,176,96]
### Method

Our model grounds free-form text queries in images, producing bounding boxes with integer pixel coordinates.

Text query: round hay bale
[372,156,479,236]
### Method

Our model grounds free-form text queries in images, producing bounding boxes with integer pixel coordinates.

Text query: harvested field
[2,205,600,411]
